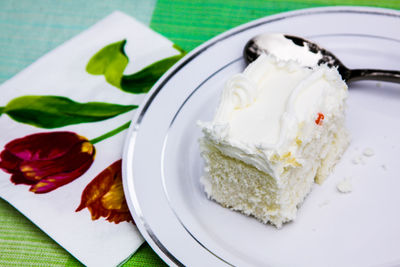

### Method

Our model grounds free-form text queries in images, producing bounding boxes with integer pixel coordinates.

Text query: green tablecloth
[1,0,399,266]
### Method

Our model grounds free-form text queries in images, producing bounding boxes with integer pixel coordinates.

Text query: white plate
[123,6,400,267]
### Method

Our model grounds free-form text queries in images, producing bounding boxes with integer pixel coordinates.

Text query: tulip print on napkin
[76,160,133,224]
[0,132,95,193]
[0,38,185,223]
[0,11,184,266]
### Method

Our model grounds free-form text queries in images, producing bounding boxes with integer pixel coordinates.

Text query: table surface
[1,0,399,266]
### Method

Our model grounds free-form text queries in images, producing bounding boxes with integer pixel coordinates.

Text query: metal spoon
[244,33,400,83]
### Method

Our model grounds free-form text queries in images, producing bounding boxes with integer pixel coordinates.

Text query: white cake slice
[199,54,349,228]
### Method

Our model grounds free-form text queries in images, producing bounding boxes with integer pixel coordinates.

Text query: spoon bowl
[244,33,400,83]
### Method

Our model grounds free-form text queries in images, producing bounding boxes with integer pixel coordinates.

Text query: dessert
[198,54,349,228]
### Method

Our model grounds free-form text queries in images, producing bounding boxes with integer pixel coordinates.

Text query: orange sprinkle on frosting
[315,113,324,125]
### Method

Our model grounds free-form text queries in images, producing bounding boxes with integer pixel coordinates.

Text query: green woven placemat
[0,0,157,84]
[1,0,400,266]
[151,0,400,51]
[0,199,166,267]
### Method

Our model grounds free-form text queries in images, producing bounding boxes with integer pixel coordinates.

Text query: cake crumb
[352,155,365,165]
[363,148,374,157]
[352,156,361,165]
[337,177,352,193]
[381,164,387,171]
[376,82,382,88]
[318,200,330,207]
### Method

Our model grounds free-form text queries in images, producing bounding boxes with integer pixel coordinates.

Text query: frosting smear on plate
[199,54,349,228]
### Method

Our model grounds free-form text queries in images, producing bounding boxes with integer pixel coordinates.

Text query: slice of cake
[199,54,349,228]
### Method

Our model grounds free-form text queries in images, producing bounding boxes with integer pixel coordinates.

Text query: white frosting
[200,54,348,178]
[253,33,322,67]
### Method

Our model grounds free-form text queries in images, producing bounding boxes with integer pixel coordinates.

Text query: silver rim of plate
[122,6,400,267]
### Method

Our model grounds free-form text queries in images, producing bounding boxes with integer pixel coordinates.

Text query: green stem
[90,121,131,144]
[173,44,187,55]
[0,106,4,115]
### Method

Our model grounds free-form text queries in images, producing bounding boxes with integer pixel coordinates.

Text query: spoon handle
[347,69,400,83]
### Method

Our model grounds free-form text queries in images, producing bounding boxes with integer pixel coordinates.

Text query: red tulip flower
[76,159,134,224]
[0,131,95,193]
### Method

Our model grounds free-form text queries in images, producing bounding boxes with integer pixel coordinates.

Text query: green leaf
[2,95,137,129]
[86,40,128,88]
[120,51,186,94]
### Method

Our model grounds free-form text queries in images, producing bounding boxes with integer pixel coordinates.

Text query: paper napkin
[0,11,183,266]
